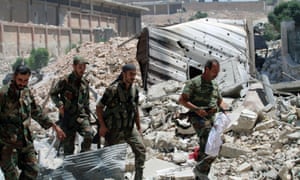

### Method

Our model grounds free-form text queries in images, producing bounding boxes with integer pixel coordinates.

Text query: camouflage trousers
[61,118,93,156]
[0,142,39,180]
[190,116,216,175]
[105,127,146,180]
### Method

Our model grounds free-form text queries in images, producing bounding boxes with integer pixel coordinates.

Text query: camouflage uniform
[0,82,55,180]
[97,80,146,180]
[182,75,222,176]
[50,72,92,155]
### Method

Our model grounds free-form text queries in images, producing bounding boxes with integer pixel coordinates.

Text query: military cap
[122,63,136,72]
[73,56,89,65]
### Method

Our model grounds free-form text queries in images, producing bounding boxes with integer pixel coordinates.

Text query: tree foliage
[268,0,300,31]
[27,48,49,70]
[189,11,208,21]
[12,48,49,71]
[12,57,26,71]
[263,23,281,41]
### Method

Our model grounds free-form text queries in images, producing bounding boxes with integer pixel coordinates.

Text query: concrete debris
[22,37,300,179]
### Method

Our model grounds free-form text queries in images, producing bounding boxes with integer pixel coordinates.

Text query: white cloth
[205,112,231,157]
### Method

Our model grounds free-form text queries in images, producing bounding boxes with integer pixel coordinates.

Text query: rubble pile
[27,37,299,179]
[31,37,141,114]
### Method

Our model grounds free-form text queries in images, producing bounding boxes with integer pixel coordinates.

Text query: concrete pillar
[246,19,256,77]
[17,26,20,56]
[31,26,35,50]
[44,0,48,25]
[69,29,72,47]
[90,0,94,14]
[280,21,295,73]
[0,23,3,53]
[126,10,129,36]
[281,21,295,57]
[58,28,61,55]
[45,27,48,49]
[79,13,82,42]
[9,0,12,22]
[27,0,31,23]
[57,1,61,26]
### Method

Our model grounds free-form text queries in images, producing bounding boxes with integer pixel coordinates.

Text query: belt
[187,108,217,117]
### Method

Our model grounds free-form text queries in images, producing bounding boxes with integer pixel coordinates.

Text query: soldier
[50,56,93,155]
[179,59,227,179]
[96,64,146,180]
[0,65,66,180]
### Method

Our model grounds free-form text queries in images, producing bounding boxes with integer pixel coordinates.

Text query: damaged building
[136,18,255,98]
[0,0,147,58]
[0,1,299,178]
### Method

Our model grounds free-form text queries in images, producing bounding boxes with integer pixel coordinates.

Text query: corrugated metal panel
[137,18,251,97]
[38,143,127,180]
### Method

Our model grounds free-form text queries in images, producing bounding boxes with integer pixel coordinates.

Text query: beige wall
[34,28,47,49]
[0,22,72,58]
[2,25,18,56]
[0,0,142,36]
[0,0,143,59]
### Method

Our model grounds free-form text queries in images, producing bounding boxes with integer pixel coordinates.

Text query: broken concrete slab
[219,143,252,158]
[231,109,258,132]
[143,158,179,178]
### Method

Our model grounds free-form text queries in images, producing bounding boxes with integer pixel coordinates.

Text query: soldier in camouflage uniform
[96,64,146,180]
[0,65,66,180]
[50,56,93,155]
[179,59,227,179]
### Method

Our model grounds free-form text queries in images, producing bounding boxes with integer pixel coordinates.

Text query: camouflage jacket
[0,81,53,146]
[97,80,138,130]
[182,75,222,121]
[50,72,90,118]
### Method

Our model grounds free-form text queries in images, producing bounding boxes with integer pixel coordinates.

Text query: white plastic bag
[205,126,222,156]
[205,112,231,156]
[0,167,4,180]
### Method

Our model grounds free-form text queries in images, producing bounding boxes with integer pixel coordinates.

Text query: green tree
[263,23,281,41]
[12,57,26,71]
[27,48,49,70]
[268,0,300,31]
[188,11,208,21]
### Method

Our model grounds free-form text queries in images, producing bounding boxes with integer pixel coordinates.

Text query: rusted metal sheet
[137,18,252,97]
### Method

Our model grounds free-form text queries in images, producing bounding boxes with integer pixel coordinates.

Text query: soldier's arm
[96,104,106,129]
[179,80,198,110]
[49,79,65,108]
[30,90,53,128]
[135,108,142,134]
[217,96,229,112]
[30,91,66,139]
[179,82,208,117]
[81,84,90,118]
[134,88,142,133]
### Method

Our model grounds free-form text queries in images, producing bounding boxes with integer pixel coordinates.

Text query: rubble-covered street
[9,37,295,179]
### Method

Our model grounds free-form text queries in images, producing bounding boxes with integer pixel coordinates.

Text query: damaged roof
[137,18,252,97]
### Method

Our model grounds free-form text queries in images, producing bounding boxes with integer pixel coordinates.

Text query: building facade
[0,0,146,57]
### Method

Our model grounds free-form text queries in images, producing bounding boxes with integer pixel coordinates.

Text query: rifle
[84,106,102,149]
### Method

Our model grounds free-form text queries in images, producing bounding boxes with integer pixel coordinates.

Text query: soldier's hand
[99,126,108,137]
[58,105,64,117]
[52,124,66,140]
[195,109,208,117]
[137,127,143,136]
